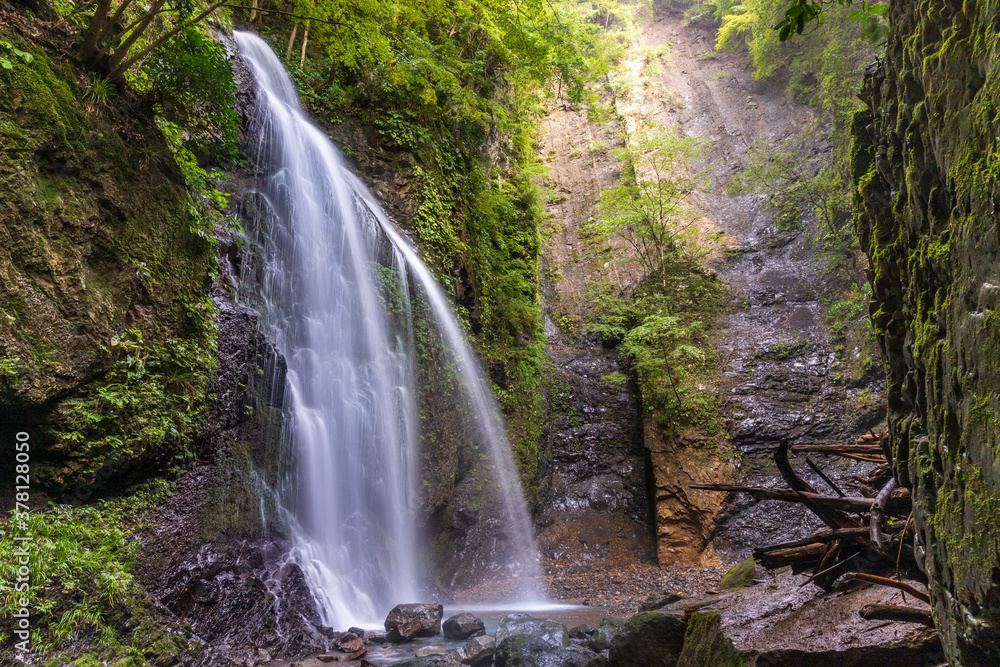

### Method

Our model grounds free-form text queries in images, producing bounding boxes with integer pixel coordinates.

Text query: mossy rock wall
[0,38,216,493]
[852,1,1000,663]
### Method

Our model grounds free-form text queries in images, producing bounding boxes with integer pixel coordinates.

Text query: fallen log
[688,484,879,512]
[755,543,828,569]
[754,527,870,553]
[789,444,886,456]
[845,573,930,604]
[859,604,934,627]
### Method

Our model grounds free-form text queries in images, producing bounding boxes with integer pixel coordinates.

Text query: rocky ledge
[606,571,943,667]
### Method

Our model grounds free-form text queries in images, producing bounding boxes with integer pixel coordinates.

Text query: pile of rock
[343,578,942,666]
[365,605,611,667]
[316,625,374,662]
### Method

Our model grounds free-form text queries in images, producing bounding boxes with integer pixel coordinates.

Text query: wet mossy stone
[587,616,623,652]
[607,610,687,667]
[718,556,765,591]
[384,603,444,642]
[676,612,748,667]
[443,611,486,640]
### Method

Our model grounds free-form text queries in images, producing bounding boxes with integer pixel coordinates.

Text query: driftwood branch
[845,573,930,604]
[859,604,934,627]
[790,444,886,456]
[755,543,828,569]
[805,456,846,497]
[689,484,880,512]
[755,527,870,553]
[870,478,899,549]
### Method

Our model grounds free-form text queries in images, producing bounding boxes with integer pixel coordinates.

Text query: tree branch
[109,0,225,79]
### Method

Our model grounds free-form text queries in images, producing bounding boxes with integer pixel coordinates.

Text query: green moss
[0,482,205,665]
[48,323,217,490]
[0,38,87,154]
[852,3,1000,660]
[0,31,220,491]
[677,612,748,667]
[718,557,761,591]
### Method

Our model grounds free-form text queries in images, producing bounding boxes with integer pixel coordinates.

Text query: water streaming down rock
[233,31,542,628]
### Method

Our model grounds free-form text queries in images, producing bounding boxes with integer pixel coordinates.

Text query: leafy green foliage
[773,0,886,42]
[1,39,34,70]
[716,0,878,155]
[0,481,174,660]
[82,74,116,108]
[53,319,216,476]
[588,124,711,284]
[290,0,606,130]
[141,27,239,160]
[588,272,726,430]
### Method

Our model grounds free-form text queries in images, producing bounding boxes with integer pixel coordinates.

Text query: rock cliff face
[0,40,216,497]
[853,1,1000,663]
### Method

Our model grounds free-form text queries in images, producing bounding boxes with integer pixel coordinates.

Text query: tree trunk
[105,0,168,78]
[286,24,298,61]
[300,21,309,68]
[79,0,114,66]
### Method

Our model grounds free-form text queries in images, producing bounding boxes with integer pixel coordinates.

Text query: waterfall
[233,31,541,628]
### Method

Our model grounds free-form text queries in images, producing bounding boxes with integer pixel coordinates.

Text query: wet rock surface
[853,3,1000,663]
[136,469,335,665]
[496,613,570,648]
[385,603,445,642]
[444,634,496,665]
[132,263,331,665]
[603,573,942,667]
[631,7,885,564]
[536,344,651,540]
[444,613,486,640]
[495,635,606,667]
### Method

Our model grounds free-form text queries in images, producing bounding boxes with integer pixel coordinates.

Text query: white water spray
[234,31,541,628]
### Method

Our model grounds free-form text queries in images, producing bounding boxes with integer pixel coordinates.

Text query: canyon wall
[853,1,1000,663]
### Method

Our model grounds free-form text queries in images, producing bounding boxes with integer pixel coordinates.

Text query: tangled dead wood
[691,432,933,626]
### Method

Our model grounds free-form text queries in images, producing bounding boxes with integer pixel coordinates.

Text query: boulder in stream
[496,635,606,667]
[586,617,622,652]
[496,612,570,648]
[443,633,496,665]
[443,612,486,640]
[384,603,444,642]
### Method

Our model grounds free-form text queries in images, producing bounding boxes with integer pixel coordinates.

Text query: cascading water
[234,31,541,628]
